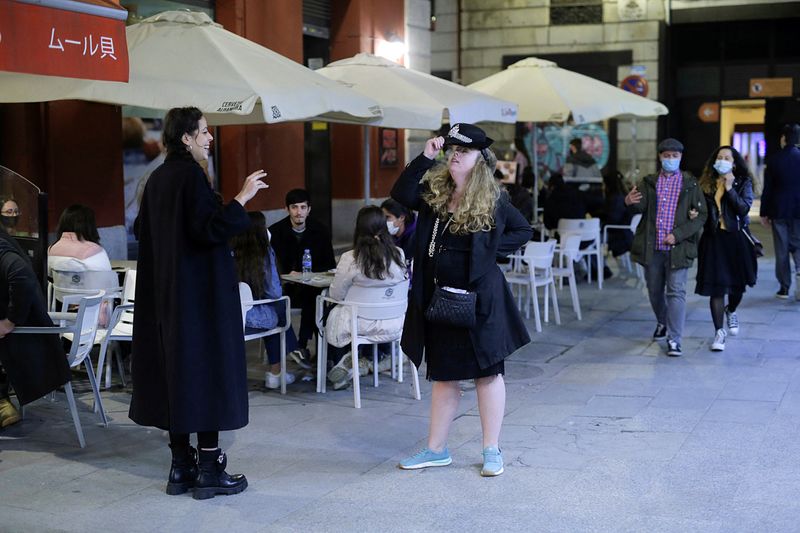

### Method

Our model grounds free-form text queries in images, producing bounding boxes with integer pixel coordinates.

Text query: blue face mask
[661,157,681,173]
[713,160,733,175]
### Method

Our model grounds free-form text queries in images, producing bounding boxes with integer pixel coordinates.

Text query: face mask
[713,160,733,175]
[661,157,681,173]
[386,220,400,236]
[0,215,18,228]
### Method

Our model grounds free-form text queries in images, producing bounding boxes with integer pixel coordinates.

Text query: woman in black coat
[130,107,267,500]
[695,145,757,352]
[392,124,532,477]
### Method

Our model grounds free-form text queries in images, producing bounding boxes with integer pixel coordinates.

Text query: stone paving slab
[2,255,800,531]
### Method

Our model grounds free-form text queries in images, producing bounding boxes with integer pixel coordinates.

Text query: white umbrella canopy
[316,53,518,129]
[0,11,382,125]
[467,57,667,124]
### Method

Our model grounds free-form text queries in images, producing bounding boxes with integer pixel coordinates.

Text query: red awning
[0,0,129,82]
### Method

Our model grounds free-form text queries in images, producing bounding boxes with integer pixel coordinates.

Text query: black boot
[193,448,248,500]
[166,445,198,495]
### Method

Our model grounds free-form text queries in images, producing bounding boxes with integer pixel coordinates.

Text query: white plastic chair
[238,282,292,394]
[96,269,136,389]
[315,280,420,408]
[553,233,583,321]
[50,269,122,312]
[505,240,560,332]
[557,218,603,289]
[11,291,107,448]
[602,213,642,276]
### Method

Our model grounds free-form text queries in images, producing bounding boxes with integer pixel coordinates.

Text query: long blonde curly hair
[421,148,500,234]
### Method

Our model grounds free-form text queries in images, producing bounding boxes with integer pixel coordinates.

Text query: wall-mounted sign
[697,102,720,123]
[618,0,647,20]
[621,75,649,98]
[749,78,793,98]
[0,0,129,82]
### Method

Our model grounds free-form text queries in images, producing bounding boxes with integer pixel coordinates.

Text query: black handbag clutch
[425,286,477,329]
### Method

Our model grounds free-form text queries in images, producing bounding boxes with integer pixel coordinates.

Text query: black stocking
[710,296,725,331]
[727,292,743,313]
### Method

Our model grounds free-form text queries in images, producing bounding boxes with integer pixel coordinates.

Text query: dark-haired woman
[48,204,113,324]
[48,204,112,273]
[129,107,267,500]
[695,146,757,352]
[325,205,408,389]
[231,211,299,390]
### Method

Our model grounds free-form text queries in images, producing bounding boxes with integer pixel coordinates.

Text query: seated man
[269,189,336,364]
[0,228,70,428]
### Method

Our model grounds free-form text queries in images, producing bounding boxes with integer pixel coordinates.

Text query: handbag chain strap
[428,214,452,285]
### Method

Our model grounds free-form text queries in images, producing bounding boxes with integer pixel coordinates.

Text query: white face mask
[713,160,733,175]
[661,157,681,173]
[386,220,400,236]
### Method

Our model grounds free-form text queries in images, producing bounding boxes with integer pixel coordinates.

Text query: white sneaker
[711,329,726,351]
[265,370,295,389]
[725,308,739,336]
[327,352,352,384]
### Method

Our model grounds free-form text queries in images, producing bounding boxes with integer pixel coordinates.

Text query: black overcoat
[0,232,70,405]
[391,154,533,369]
[129,155,250,433]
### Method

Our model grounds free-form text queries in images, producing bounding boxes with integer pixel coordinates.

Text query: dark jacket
[603,193,633,258]
[760,145,800,220]
[543,184,586,230]
[703,177,753,233]
[129,154,251,433]
[0,233,70,405]
[391,154,532,369]
[629,171,707,269]
[269,216,336,275]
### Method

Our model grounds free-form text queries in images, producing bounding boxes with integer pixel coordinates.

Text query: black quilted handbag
[425,286,477,329]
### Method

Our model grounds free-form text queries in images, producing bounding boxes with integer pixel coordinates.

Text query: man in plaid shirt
[625,138,707,357]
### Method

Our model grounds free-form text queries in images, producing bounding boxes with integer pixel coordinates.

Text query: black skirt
[695,226,758,297]
[422,223,504,381]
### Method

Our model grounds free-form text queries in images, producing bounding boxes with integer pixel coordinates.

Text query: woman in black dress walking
[392,124,532,476]
[695,145,757,351]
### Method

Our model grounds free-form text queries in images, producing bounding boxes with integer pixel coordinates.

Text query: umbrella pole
[631,118,638,179]
[363,125,371,205]
[532,122,538,222]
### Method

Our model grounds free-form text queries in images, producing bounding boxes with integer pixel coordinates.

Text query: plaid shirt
[654,170,682,251]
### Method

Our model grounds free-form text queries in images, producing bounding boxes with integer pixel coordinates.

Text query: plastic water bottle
[301,249,312,281]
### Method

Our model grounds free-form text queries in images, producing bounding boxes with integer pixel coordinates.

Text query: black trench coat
[0,232,70,405]
[129,155,250,434]
[391,154,532,369]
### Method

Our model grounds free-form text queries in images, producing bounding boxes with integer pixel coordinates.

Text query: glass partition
[0,165,48,291]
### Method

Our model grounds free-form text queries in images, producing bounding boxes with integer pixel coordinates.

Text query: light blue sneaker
[398,448,452,470]
[481,446,504,477]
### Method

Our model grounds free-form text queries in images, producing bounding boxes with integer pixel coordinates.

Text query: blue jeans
[771,219,800,291]
[644,251,688,344]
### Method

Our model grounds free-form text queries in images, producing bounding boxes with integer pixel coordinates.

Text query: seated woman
[48,205,114,323]
[231,211,300,390]
[49,204,112,273]
[325,206,409,390]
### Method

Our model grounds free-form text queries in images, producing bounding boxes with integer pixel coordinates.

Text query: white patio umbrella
[0,11,382,125]
[316,53,518,202]
[468,57,668,214]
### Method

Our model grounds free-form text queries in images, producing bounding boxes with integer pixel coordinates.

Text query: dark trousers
[284,284,323,350]
[772,219,800,291]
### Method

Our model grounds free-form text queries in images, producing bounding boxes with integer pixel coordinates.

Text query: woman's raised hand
[235,170,268,206]
[423,136,445,160]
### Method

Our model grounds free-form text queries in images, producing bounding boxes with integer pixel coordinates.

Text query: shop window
[121,0,214,24]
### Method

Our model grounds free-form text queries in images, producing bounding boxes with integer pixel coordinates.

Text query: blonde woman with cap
[392,124,532,477]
